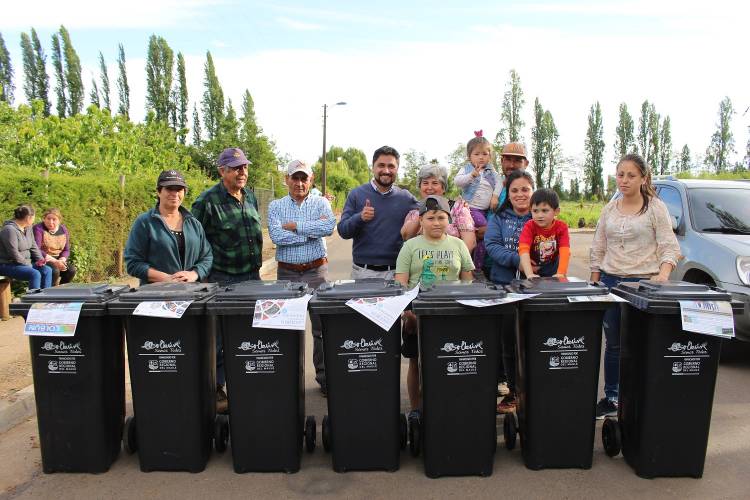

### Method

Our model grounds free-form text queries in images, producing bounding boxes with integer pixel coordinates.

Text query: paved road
[1,232,750,499]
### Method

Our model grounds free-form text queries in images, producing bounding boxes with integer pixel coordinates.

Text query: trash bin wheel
[503,413,517,450]
[408,414,421,457]
[399,413,407,450]
[214,414,229,453]
[305,415,317,453]
[322,415,331,452]
[602,417,621,457]
[123,416,137,454]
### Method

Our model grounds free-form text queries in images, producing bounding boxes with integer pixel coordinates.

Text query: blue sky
[4,0,749,178]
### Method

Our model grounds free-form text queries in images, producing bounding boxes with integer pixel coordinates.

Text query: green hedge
[0,166,214,281]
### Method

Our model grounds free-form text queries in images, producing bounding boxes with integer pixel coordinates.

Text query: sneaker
[498,382,510,397]
[497,393,517,414]
[595,398,618,419]
[216,385,228,414]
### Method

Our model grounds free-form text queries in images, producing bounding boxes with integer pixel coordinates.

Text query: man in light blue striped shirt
[268,159,336,394]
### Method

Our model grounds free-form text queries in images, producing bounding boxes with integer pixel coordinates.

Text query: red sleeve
[518,219,535,255]
[556,220,570,249]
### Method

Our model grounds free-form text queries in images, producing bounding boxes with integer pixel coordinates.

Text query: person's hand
[171,270,199,282]
[652,272,670,282]
[532,264,541,273]
[553,273,566,278]
[36,259,46,268]
[324,193,335,203]
[282,221,297,231]
[361,199,375,222]
[527,273,540,279]
[490,195,499,211]
[55,260,67,271]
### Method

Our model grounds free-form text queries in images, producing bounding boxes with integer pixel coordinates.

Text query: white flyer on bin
[345,285,420,332]
[457,293,540,307]
[568,293,629,303]
[252,294,313,330]
[132,301,193,319]
[679,300,735,338]
[23,302,83,337]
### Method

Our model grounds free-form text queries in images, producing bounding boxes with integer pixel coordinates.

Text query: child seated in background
[453,131,502,270]
[395,195,474,422]
[518,188,570,278]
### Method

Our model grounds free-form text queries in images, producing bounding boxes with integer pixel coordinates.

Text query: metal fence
[253,187,274,228]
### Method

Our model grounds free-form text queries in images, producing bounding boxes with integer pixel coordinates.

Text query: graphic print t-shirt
[395,235,475,289]
[518,219,570,275]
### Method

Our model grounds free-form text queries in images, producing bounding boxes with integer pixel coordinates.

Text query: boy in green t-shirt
[395,195,474,421]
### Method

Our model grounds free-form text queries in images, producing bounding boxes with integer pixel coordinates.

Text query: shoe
[498,382,510,397]
[595,398,618,419]
[497,393,517,414]
[216,385,228,414]
[408,409,422,421]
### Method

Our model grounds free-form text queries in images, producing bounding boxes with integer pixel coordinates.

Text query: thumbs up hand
[361,198,375,222]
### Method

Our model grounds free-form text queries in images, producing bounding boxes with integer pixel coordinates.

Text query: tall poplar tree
[59,26,83,115]
[201,51,224,141]
[116,44,130,118]
[175,52,188,142]
[192,103,202,146]
[0,32,13,103]
[679,144,691,173]
[659,116,672,174]
[98,52,110,110]
[50,33,66,117]
[613,103,635,161]
[530,97,546,187]
[647,105,660,172]
[89,76,100,107]
[705,96,736,173]
[542,111,560,189]
[31,29,50,115]
[20,33,38,104]
[637,100,651,158]
[495,69,525,149]
[239,89,278,187]
[145,35,174,122]
[584,102,605,199]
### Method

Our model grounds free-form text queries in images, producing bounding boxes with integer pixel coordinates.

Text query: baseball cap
[157,169,188,189]
[286,160,313,177]
[419,195,451,219]
[501,142,528,158]
[217,148,250,168]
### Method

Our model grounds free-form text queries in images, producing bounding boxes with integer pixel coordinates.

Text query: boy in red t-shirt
[518,188,570,278]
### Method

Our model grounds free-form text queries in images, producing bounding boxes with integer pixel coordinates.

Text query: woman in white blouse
[589,153,681,418]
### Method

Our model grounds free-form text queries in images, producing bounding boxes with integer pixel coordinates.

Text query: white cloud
[276,17,324,31]
[4,0,225,29]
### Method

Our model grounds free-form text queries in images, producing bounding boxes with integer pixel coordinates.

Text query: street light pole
[321,101,346,196]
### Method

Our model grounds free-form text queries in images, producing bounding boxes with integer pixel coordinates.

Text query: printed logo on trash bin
[440,341,484,355]
[667,341,708,355]
[41,341,82,354]
[140,340,182,353]
[340,338,384,352]
[542,336,585,349]
[238,340,280,354]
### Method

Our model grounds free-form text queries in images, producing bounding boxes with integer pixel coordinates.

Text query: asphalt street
[1,231,749,499]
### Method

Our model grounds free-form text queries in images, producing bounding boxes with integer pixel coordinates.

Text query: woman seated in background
[124,169,213,285]
[33,208,76,285]
[0,205,53,290]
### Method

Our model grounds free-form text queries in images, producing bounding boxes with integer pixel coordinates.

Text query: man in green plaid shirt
[192,147,263,413]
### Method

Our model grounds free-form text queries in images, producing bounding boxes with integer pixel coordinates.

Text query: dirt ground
[0,317,32,402]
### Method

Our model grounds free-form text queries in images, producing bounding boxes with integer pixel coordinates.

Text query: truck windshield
[689,188,750,234]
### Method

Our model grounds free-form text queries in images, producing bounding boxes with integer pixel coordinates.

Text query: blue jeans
[599,272,642,401]
[208,269,261,387]
[0,263,53,290]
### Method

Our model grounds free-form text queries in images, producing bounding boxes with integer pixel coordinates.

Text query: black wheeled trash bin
[10,283,129,473]
[603,280,743,478]
[504,277,614,470]
[308,279,407,472]
[206,280,316,473]
[411,282,514,478]
[108,282,225,472]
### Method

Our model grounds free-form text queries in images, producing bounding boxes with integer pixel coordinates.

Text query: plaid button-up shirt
[191,182,263,276]
[268,194,336,264]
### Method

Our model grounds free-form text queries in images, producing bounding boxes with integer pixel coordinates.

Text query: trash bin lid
[417,282,506,300]
[117,282,219,301]
[615,280,733,301]
[509,276,609,297]
[314,279,404,299]
[212,280,309,301]
[20,283,130,303]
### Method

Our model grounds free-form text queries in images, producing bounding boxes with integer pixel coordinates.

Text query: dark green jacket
[124,206,213,285]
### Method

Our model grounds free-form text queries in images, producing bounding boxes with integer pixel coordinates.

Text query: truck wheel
[123,416,137,454]
[602,417,621,457]
[322,415,331,452]
[503,413,517,450]
[214,414,229,453]
[305,415,316,453]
